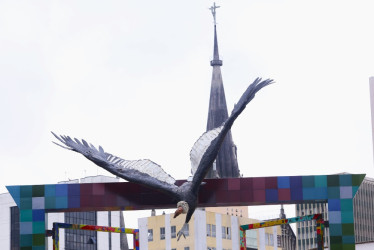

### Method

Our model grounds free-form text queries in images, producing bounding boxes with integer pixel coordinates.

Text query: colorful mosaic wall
[6,174,365,249]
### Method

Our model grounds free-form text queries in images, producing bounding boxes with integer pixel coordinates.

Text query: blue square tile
[340,186,352,199]
[342,235,355,244]
[20,222,33,234]
[329,211,342,224]
[303,187,327,200]
[32,209,45,221]
[32,197,45,209]
[328,199,341,211]
[265,189,278,202]
[277,177,290,188]
[55,196,68,209]
[339,175,352,186]
[329,224,342,235]
[7,186,20,198]
[55,184,68,196]
[68,184,80,196]
[44,185,56,197]
[290,176,302,188]
[68,196,80,208]
[290,188,303,201]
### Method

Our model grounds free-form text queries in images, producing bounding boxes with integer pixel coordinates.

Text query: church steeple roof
[206,3,240,178]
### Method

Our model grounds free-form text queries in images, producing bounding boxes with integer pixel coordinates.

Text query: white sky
[1,0,374,245]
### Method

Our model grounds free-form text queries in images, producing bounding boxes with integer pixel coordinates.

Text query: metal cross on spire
[209,2,220,25]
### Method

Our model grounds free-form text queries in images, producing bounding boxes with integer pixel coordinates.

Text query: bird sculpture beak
[173,206,183,218]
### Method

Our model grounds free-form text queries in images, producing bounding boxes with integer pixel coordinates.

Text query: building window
[212,224,216,237]
[171,226,176,238]
[227,227,231,240]
[148,229,153,241]
[184,247,190,250]
[207,224,212,236]
[160,227,165,240]
[222,226,227,239]
[246,229,257,248]
[65,211,97,250]
[10,206,20,250]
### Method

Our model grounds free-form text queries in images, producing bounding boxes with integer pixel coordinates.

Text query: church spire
[210,3,222,66]
[206,3,240,178]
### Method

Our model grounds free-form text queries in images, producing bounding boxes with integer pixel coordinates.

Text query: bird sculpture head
[174,201,189,218]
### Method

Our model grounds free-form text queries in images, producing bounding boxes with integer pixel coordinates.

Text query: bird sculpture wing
[52,132,179,198]
[189,78,273,193]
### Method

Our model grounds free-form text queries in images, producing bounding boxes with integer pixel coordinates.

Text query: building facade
[295,175,374,249]
[138,209,282,250]
[0,175,128,250]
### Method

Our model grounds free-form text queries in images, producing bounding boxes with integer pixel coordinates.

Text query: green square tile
[352,186,359,197]
[330,243,343,250]
[20,234,32,247]
[327,175,340,186]
[352,174,365,186]
[341,211,354,223]
[33,221,45,234]
[32,185,44,197]
[302,176,315,187]
[330,236,343,244]
[20,186,32,198]
[339,175,352,186]
[342,223,354,235]
[44,197,56,209]
[328,187,340,199]
[20,210,32,222]
[342,244,355,250]
[340,199,353,212]
[315,175,327,187]
[32,234,45,246]
[20,198,32,209]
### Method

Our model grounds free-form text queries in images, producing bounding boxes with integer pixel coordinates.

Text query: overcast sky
[1,0,374,243]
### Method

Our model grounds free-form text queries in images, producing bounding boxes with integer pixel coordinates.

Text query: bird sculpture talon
[177,223,188,241]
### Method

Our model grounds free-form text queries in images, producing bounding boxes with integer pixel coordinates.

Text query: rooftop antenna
[209,2,220,25]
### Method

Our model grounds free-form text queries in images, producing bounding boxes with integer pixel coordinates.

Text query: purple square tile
[228,179,240,190]
[253,178,265,190]
[92,183,105,195]
[253,190,266,202]
[240,178,253,190]
[278,189,291,201]
[265,177,278,189]
[216,190,229,203]
[240,190,254,202]
[227,190,241,203]
[80,184,93,195]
